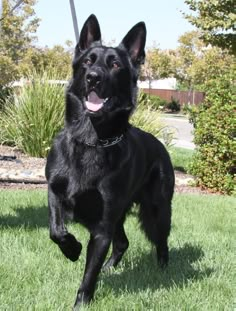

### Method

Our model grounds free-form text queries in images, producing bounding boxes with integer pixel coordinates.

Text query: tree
[20,45,73,79]
[0,0,40,87]
[140,48,175,85]
[174,31,202,89]
[184,0,236,55]
[174,31,235,91]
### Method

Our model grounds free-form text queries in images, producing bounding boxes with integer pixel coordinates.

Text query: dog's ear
[76,14,101,53]
[120,22,146,66]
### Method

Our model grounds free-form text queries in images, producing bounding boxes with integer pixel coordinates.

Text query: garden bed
[0,145,210,194]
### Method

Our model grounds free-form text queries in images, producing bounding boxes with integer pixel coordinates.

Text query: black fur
[46,14,175,309]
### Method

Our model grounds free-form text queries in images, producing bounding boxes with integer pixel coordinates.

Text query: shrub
[182,103,192,115]
[0,70,66,157]
[189,69,235,195]
[0,86,13,109]
[131,106,162,138]
[131,104,175,148]
[164,97,181,112]
[138,91,167,110]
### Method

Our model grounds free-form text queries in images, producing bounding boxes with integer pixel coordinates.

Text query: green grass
[0,190,235,310]
[170,147,194,173]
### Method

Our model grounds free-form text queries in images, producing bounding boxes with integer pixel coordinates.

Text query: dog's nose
[86,71,101,87]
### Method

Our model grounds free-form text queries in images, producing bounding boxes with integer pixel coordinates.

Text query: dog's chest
[68,147,106,193]
[64,148,106,226]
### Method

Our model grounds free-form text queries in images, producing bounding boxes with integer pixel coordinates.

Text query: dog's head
[68,14,146,120]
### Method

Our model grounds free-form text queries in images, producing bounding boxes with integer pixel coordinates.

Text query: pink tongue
[85,91,104,111]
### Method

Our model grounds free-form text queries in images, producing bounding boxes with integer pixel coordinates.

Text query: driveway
[160,115,195,149]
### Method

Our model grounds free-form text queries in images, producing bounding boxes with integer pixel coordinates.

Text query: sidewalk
[160,115,195,150]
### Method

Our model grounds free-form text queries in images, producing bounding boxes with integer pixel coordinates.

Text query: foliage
[0,84,13,107]
[174,31,235,90]
[0,70,66,157]
[19,45,73,79]
[189,69,236,194]
[164,98,181,112]
[182,102,197,117]
[0,0,40,86]
[131,105,163,140]
[188,47,233,90]
[130,94,175,147]
[0,1,72,105]
[174,31,203,89]
[138,91,181,113]
[184,0,236,54]
[137,91,167,110]
[142,32,234,92]
[0,54,18,87]
[140,48,175,81]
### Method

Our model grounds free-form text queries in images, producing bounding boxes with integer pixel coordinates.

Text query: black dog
[46,14,174,309]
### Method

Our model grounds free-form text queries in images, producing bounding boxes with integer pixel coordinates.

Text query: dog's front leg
[74,230,111,309]
[48,189,82,262]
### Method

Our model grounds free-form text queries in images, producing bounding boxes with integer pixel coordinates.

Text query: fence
[141,88,205,106]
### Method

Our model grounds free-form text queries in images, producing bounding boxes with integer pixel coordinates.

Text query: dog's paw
[157,252,169,269]
[158,257,168,269]
[102,257,116,271]
[59,234,82,262]
[73,291,92,310]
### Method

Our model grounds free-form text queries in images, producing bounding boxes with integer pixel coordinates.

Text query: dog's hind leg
[139,191,172,268]
[103,215,129,270]
[48,190,82,262]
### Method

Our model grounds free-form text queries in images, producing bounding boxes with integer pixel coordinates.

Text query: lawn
[0,190,235,310]
[170,147,194,172]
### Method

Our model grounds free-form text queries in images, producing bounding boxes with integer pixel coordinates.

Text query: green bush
[164,97,181,112]
[138,91,167,110]
[0,70,66,157]
[182,103,195,116]
[189,70,236,195]
[138,92,181,113]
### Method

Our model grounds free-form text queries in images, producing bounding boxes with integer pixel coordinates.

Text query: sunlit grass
[170,147,194,172]
[0,190,235,310]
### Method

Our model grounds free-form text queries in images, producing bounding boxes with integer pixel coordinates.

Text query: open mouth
[85,91,109,112]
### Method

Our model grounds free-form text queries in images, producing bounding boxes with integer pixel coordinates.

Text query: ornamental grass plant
[0,70,66,157]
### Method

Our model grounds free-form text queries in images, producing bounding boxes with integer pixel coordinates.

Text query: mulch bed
[0,145,209,194]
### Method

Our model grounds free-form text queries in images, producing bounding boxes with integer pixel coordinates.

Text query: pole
[0,0,25,21]
[0,0,2,19]
[69,0,79,43]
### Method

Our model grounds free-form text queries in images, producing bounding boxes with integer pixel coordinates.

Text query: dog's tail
[138,187,172,243]
[137,164,174,265]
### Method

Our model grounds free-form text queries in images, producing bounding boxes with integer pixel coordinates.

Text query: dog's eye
[112,61,120,69]
[84,59,92,65]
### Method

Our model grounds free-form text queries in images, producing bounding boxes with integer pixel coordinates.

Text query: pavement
[160,115,195,149]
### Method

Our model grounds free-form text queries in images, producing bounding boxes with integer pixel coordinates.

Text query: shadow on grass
[0,205,48,228]
[102,243,212,293]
